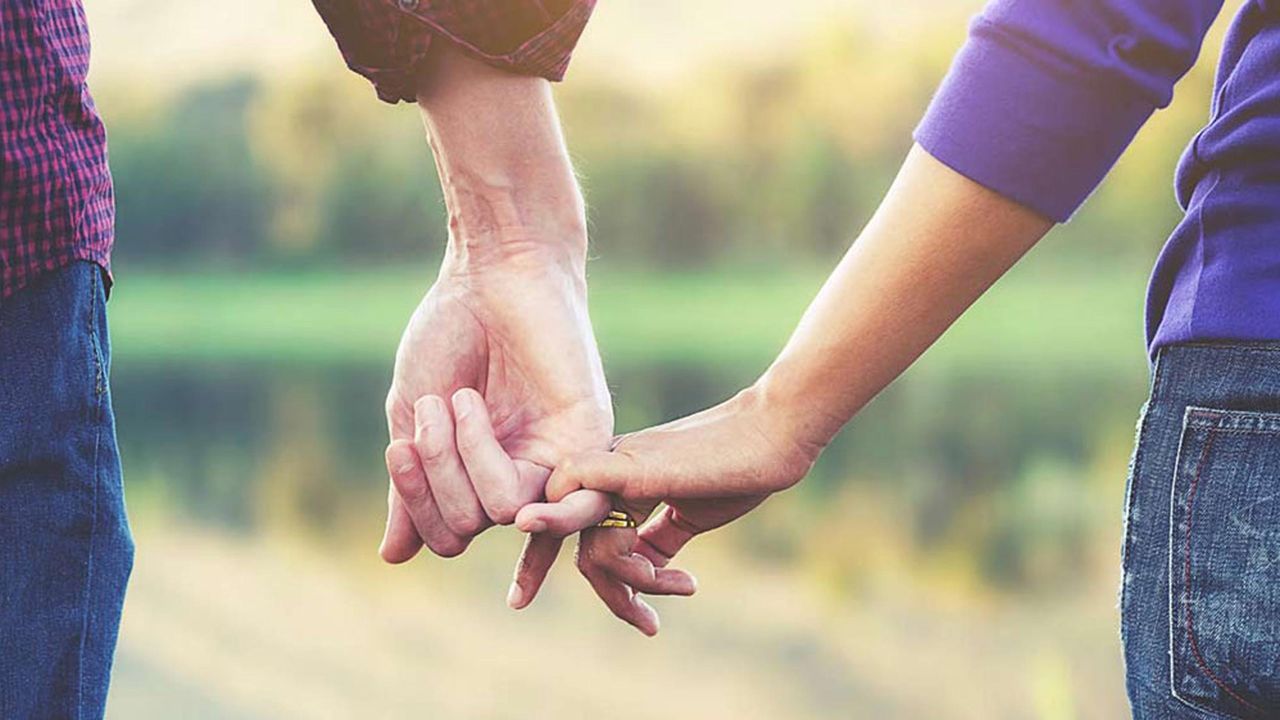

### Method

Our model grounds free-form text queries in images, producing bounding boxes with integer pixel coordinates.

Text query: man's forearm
[415,42,587,275]
[757,145,1054,450]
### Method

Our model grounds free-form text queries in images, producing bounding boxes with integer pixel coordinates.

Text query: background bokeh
[83,1,1242,717]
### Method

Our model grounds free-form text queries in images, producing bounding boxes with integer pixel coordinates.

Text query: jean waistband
[1151,342,1280,409]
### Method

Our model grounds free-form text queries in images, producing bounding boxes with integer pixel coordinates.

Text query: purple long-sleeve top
[915,0,1280,357]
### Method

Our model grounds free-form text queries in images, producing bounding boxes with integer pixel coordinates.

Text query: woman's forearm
[757,144,1054,450]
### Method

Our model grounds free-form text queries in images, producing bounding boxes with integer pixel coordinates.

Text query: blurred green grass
[109,264,1150,377]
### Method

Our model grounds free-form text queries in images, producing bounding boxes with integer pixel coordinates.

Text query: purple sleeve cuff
[914,32,1155,222]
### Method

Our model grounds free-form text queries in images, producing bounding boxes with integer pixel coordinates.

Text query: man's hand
[378,40,616,562]
[381,245,614,561]
[508,387,821,633]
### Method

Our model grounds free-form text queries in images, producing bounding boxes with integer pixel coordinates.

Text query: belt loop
[1149,346,1169,402]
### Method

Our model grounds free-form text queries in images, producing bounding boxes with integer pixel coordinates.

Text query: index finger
[451,388,530,525]
[507,532,563,610]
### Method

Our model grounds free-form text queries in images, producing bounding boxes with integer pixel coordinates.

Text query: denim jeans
[1123,343,1280,719]
[0,262,133,719]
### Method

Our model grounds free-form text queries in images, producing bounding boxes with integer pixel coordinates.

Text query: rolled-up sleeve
[914,0,1223,222]
[312,0,596,104]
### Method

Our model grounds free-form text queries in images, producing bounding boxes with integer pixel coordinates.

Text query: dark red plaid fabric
[0,0,114,303]
[312,0,597,104]
[0,1,593,304]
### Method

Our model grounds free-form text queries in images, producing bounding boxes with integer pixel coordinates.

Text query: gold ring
[595,509,637,529]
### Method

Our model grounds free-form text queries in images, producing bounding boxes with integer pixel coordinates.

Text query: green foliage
[110,78,274,266]
[96,12,1221,273]
[107,266,1144,370]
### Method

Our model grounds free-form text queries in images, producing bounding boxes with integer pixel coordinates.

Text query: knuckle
[384,451,401,476]
[384,442,411,471]
[484,497,518,526]
[427,535,468,559]
[445,509,486,537]
[607,601,635,623]
[556,456,583,486]
[399,483,428,503]
[415,435,446,464]
[454,425,481,454]
[385,452,426,498]
[574,545,610,576]
[573,544,595,574]
[620,555,652,582]
[412,395,435,416]
[393,474,428,502]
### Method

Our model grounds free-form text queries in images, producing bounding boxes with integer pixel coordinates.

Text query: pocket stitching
[1177,423,1264,716]
[1187,407,1280,433]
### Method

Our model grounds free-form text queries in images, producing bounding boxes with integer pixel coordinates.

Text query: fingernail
[525,519,547,534]
[507,582,524,609]
[452,389,474,419]
[396,463,416,475]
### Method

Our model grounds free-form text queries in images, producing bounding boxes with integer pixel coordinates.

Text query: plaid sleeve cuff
[312,0,597,104]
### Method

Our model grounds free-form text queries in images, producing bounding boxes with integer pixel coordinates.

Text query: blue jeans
[0,262,133,719]
[1123,343,1280,719]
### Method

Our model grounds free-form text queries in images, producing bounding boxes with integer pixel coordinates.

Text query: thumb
[545,450,652,504]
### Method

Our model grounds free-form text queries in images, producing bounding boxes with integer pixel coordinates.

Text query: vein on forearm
[413,41,588,261]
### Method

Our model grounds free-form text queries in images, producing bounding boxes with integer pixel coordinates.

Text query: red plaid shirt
[0,0,593,304]
[1,0,113,303]
[312,0,596,103]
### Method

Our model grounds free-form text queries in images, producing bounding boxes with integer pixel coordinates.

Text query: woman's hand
[507,387,823,634]
[506,144,1053,633]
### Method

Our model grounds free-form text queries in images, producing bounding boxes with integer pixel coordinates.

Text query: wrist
[747,368,841,463]
[731,381,829,480]
[441,214,588,283]
[439,173,588,276]
[415,42,587,275]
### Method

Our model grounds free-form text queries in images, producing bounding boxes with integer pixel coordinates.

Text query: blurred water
[105,358,1142,718]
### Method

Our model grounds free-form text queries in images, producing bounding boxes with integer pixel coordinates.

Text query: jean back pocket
[1170,407,1280,718]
